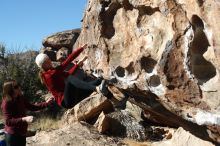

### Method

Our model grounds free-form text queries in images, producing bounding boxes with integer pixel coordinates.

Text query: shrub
[0,43,45,101]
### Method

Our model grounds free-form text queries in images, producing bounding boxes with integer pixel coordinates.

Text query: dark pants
[62,76,101,109]
[5,134,26,146]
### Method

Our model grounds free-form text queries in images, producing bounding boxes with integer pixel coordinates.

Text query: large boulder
[73,0,220,143]
[43,29,80,50]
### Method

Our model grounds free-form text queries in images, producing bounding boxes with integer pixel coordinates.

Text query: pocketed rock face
[74,0,220,142]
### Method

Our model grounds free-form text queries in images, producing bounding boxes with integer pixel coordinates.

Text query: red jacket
[42,47,84,106]
[1,96,49,136]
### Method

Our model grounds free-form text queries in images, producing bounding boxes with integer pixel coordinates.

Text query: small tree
[0,43,45,101]
[0,44,8,90]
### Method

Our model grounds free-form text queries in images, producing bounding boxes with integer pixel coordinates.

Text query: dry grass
[29,116,61,131]
[123,139,151,146]
[0,106,61,131]
[0,111,3,122]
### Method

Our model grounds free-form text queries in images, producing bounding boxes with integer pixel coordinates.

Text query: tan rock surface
[94,111,110,133]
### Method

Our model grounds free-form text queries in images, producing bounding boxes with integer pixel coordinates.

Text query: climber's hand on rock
[82,44,87,49]
[78,56,88,67]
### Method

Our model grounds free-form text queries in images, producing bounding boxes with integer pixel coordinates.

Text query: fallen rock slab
[69,93,113,121]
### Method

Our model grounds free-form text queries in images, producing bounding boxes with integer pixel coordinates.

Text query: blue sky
[0,0,87,51]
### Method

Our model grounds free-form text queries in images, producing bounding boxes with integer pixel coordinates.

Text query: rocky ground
[27,122,123,146]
